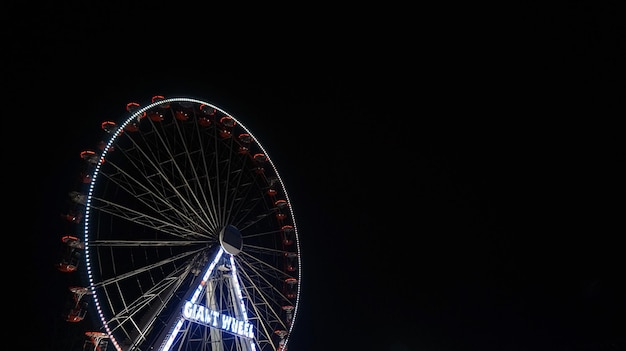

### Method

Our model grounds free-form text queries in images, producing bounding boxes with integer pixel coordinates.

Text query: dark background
[10,2,625,350]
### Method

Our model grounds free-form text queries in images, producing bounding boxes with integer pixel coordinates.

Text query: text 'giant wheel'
[82,97,301,351]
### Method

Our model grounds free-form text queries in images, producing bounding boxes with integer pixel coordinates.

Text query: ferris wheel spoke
[104,264,192,335]
[90,240,210,247]
[106,271,180,326]
[90,196,211,240]
[242,243,295,267]
[237,251,295,303]
[235,257,288,325]
[219,137,256,227]
[227,185,274,230]
[105,135,218,232]
[181,114,223,230]
[136,117,224,231]
[93,247,204,289]
[95,170,215,236]
[97,157,208,229]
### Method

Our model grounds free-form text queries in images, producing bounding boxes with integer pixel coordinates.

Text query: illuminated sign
[182,301,254,339]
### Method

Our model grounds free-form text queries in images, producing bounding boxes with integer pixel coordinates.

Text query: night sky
[15,2,625,351]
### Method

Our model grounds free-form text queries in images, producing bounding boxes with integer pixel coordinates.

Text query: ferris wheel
[57,96,302,351]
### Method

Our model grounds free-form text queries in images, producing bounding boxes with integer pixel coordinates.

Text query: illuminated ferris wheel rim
[77,96,302,351]
[84,96,302,251]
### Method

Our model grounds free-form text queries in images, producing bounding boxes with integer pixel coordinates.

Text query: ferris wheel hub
[219,224,243,255]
